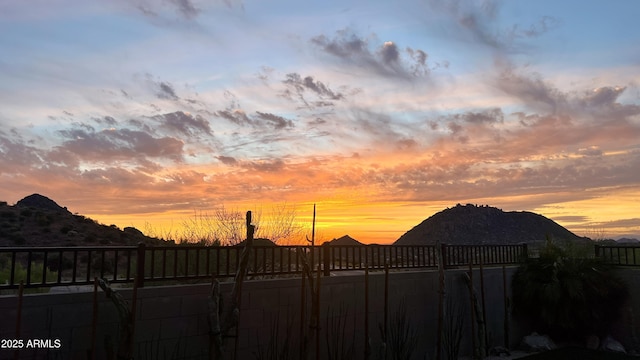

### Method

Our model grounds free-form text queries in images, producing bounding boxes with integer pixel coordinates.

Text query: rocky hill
[0,194,165,247]
[16,193,72,214]
[327,235,363,246]
[394,204,591,246]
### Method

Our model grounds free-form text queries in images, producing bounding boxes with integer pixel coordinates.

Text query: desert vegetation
[144,203,306,246]
[512,239,630,342]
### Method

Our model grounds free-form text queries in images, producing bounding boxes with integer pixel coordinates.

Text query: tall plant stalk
[442,294,464,360]
[387,301,418,360]
[325,303,354,360]
[254,312,294,360]
[208,211,256,360]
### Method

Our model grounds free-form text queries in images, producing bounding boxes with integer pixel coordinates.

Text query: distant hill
[617,238,640,244]
[327,235,363,246]
[1,194,165,247]
[394,204,590,246]
[16,193,71,214]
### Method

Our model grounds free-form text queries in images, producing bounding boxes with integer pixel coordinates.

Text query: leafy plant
[0,261,58,293]
[512,239,629,341]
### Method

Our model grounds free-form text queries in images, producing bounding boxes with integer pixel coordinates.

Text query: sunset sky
[1,0,639,244]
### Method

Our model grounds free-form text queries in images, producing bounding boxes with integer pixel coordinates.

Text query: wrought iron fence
[595,244,640,266]
[0,243,529,290]
[440,244,529,267]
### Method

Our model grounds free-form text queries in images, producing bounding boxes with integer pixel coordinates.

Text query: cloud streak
[310,29,431,79]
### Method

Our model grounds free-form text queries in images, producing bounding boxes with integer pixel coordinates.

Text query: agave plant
[512,239,628,341]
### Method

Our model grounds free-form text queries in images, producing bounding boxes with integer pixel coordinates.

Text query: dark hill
[617,238,640,244]
[1,194,165,247]
[16,193,70,214]
[327,235,363,246]
[394,204,590,246]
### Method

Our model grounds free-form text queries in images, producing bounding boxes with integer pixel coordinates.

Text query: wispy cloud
[310,28,431,79]
[131,0,201,20]
[494,64,566,113]
[54,127,184,163]
[427,0,560,53]
[254,112,294,129]
[281,72,345,108]
[151,111,212,136]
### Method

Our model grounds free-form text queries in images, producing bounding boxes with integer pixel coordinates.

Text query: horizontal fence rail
[440,244,529,267]
[595,245,640,266]
[320,245,439,276]
[1,243,530,289]
[0,246,139,290]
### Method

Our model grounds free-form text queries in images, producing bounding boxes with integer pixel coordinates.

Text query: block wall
[0,266,548,360]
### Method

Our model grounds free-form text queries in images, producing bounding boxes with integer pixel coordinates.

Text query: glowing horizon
[1,1,639,243]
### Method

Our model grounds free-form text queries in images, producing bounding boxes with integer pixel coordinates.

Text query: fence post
[521,243,528,260]
[594,244,601,258]
[136,242,146,288]
[322,243,330,277]
[440,243,448,268]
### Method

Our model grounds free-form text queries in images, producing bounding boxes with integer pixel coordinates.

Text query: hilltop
[0,194,164,247]
[17,193,72,214]
[326,235,363,246]
[394,204,591,246]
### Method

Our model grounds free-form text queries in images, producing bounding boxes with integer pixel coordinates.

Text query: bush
[47,254,75,272]
[35,211,52,226]
[11,233,26,245]
[0,210,16,219]
[0,261,58,285]
[60,224,73,234]
[512,240,628,341]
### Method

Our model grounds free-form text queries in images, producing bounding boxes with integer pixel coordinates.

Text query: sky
[1,0,639,244]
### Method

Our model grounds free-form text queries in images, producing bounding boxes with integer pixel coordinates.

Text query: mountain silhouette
[394,204,590,246]
[16,193,70,214]
[327,235,363,246]
[1,194,163,247]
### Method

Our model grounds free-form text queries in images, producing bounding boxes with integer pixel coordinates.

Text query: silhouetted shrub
[0,210,16,219]
[47,254,75,272]
[11,233,25,245]
[0,261,58,285]
[512,240,629,341]
[91,255,114,274]
[60,225,73,234]
[35,211,52,226]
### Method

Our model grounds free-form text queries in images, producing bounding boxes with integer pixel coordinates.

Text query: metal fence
[595,244,640,266]
[440,244,529,266]
[0,243,529,289]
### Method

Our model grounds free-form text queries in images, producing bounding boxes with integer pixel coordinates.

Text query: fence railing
[440,244,530,267]
[0,243,529,289]
[595,245,640,266]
